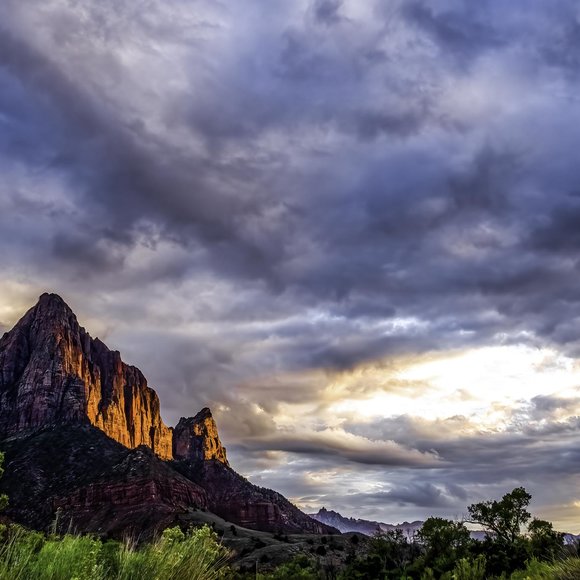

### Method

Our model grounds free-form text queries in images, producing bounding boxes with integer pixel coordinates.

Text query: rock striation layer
[0,293,174,457]
[0,425,208,537]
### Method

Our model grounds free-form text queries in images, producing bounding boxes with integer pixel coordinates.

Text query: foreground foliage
[0,524,229,580]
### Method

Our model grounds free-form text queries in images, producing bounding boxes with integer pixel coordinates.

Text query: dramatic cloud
[2,0,580,530]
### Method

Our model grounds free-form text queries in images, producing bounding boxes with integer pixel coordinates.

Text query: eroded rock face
[0,425,208,537]
[0,293,173,459]
[173,408,228,465]
[173,460,336,534]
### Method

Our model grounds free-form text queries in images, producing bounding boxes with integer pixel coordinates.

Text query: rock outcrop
[173,408,228,465]
[0,293,173,458]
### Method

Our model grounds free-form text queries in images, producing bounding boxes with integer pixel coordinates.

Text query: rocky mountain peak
[29,293,77,328]
[37,291,69,309]
[0,293,174,458]
[0,294,233,467]
[173,407,228,465]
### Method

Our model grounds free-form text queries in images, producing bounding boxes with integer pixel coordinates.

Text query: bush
[0,524,229,580]
[451,555,486,580]
[259,555,317,579]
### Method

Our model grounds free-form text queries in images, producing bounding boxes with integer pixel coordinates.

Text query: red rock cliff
[0,293,173,459]
[173,408,228,465]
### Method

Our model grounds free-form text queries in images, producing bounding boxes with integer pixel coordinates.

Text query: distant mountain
[0,294,336,536]
[311,508,580,545]
[311,507,423,537]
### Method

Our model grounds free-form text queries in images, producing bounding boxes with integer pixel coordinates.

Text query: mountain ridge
[311,507,423,537]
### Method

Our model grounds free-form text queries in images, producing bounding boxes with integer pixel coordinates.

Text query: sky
[1,0,580,532]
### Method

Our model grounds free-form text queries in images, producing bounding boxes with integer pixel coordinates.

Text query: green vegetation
[253,487,575,579]
[417,518,472,577]
[0,524,229,580]
[256,554,319,579]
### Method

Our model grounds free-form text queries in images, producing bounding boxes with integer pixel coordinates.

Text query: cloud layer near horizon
[2,0,580,530]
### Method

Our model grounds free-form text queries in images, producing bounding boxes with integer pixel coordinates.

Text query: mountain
[0,294,336,536]
[0,293,174,458]
[311,507,423,538]
[312,508,580,545]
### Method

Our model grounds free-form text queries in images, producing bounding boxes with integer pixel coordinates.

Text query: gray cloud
[2,0,580,530]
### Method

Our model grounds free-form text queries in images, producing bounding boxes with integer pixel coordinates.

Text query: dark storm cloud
[364,482,466,508]
[312,1,344,26]
[344,406,580,484]
[402,1,505,62]
[233,430,440,467]
[2,0,580,528]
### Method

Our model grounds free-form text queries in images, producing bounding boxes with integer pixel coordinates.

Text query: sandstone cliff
[173,408,228,464]
[0,293,173,458]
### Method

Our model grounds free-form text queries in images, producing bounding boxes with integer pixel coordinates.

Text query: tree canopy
[467,486,531,543]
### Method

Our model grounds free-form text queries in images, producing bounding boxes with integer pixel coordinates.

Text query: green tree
[417,518,472,576]
[0,452,8,511]
[370,529,414,574]
[467,488,534,576]
[528,518,564,562]
[341,529,421,579]
[467,487,531,544]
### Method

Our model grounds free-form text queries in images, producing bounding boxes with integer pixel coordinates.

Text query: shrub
[451,555,486,580]
[259,555,317,579]
[0,524,229,580]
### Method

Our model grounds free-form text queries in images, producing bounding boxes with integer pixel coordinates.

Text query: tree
[418,517,472,555]
[0,452,7,511]
[527,518,564,562]
[467,488,533,576]
[341,529,420,579]
[417,517,472,576]
[467,487,531,544]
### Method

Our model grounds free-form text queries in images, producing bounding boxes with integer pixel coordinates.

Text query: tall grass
[0,524,229,580]
[509,557,580,579]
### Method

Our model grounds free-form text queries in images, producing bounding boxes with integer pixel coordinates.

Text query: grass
[0,524,229,580]
[509,557,580,579]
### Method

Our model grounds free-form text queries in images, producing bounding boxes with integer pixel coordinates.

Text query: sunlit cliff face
[2,0,580,533]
